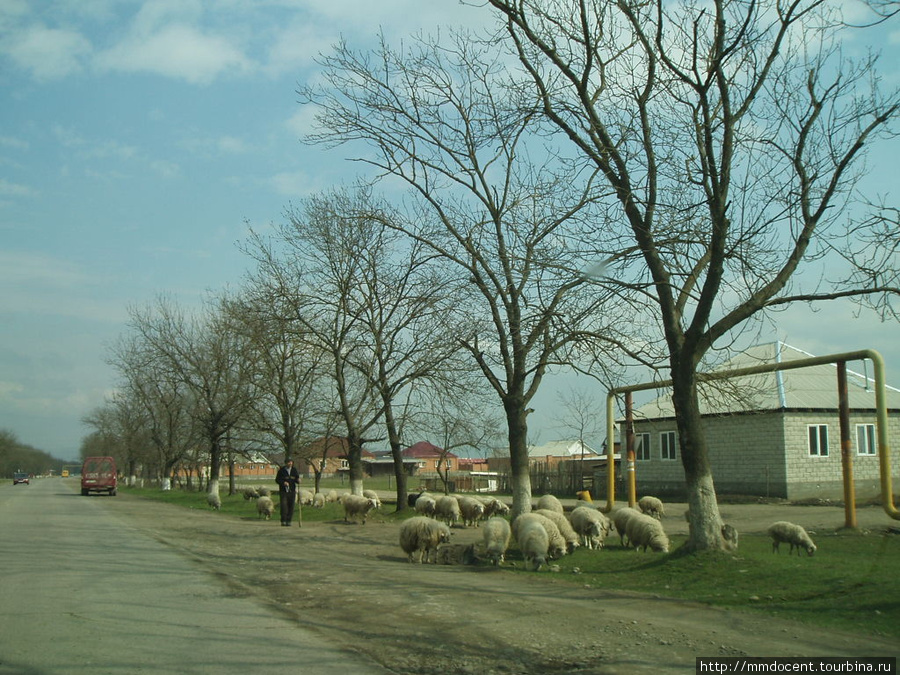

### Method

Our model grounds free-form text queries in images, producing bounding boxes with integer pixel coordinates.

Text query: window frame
[807,424,829,457]
[660,431,677,461]
[855,423,876,456]
[635,432,651,461]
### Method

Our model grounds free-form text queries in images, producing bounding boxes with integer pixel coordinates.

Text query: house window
[434,460,441,470]
[856,424,876,456]
[340,459,349,470]
[635,433,651,461]
[660,431,677,460]
[808,424,829,457]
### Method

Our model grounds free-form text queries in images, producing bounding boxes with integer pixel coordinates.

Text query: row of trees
[85,0,898,551]
[0,429,67,478]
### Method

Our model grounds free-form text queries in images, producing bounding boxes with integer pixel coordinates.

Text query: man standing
[275,458,300,526]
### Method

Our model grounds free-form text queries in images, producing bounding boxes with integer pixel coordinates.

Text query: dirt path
[110,495,898,674]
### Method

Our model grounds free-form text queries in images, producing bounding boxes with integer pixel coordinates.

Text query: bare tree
[486,0,899,548]
[300,31,625,517]
[127,295,255,503]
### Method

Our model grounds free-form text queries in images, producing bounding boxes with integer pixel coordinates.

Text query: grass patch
[120,484,900,639]
[516,531,900,639]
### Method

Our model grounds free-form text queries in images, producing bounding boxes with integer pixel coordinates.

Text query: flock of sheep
[233,485,817,568]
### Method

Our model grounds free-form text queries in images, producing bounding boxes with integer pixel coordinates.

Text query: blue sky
[1,1,898,460]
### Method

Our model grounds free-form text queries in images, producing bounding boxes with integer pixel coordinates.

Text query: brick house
[625,342,900,500]
[295,436,376,478]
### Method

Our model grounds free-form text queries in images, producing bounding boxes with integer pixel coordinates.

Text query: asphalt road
[0,478,389,675]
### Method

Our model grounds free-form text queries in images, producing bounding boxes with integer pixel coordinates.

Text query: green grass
[513,531,900,640]
[120,485,900,639]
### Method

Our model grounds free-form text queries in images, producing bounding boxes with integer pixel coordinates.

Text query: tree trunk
[347,432,364,496]
[505,398,532,520]
[382,399,408,512]
[671,364,727,551]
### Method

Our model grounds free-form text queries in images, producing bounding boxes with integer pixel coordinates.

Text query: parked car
[13,472,30,485]
[81,456,117,496]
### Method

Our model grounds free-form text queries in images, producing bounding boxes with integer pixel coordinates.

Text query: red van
[81,456,117,496]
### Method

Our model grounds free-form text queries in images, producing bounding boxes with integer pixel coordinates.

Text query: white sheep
[611,506,641,547]
[625,512,670,552]
[325,489,340,503]
[458,496,486,527]
[207,491,221,511]
[534,508,580,553]
[569,506,611,550]
[434,495,461,526]
[414,494,437,518]
[517,519,550,571]
[342,494,379,524]
[638,495,665,519]
[480,497,510,519]
[257,486,271,497]
[256,495,274,520]
[768,521,816,556]
[399,516,452,563]
[362,489,382,508]
[481,516,511,566]
[242,486,259,500]
[722,524,739,552]
[312,492,326,508]
[298,489,315,506]
[512,512,567,559]
[536,494,564,514]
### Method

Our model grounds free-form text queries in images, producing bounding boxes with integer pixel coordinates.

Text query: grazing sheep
[435,543,478,565]
[768,521,816,556]
[536,494,564,514]
[343,494,379,524]
[242,486,259,500]
[512,513,567,559]
[569,506,611,550]
[207,491,221,511]
[535,508,581,553]
[458,496,486,527]
[722,523,739,552]
[414,494,437,518]
[625,513,670,552]
[298,489,315,506]
[435,495,461,527]
[256,495,275,520]
[480,497,510,519]
[257,486,271,497]
[611,506,642,547]
[362,489,381,508]
[482,516,512,566]
[638,495,665,519]
[312,492,326,508]
[325,489,340,503]
[399,516,451,563]
[407,490,425,508]
[517,519,550,571]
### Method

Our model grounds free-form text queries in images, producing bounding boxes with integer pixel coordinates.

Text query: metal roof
[632,342,900,420]
[527,440,599,458]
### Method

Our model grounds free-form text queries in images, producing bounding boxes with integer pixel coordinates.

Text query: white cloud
[270,169,319,197]
[3,23,92,81]
[97,23,250,84]
[0,178,35,197]
[285,106,318,139]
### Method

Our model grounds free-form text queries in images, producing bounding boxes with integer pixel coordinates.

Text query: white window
[808,424,829,457]
[635,433,651,461]
[856,424,876,456]
[660,431,677,461]
[340,458,349,470]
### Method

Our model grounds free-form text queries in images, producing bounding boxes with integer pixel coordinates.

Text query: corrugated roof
[527,440,599,457]
[632,342,900,420]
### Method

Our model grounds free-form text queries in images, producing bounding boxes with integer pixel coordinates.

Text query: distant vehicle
[81,457,117,496]
[61,469,69,478]
[13,472,29,485]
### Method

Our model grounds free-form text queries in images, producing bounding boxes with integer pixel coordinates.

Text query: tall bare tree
[485,0,899,548]
[127,295,255,503]
[300,31,625,517]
